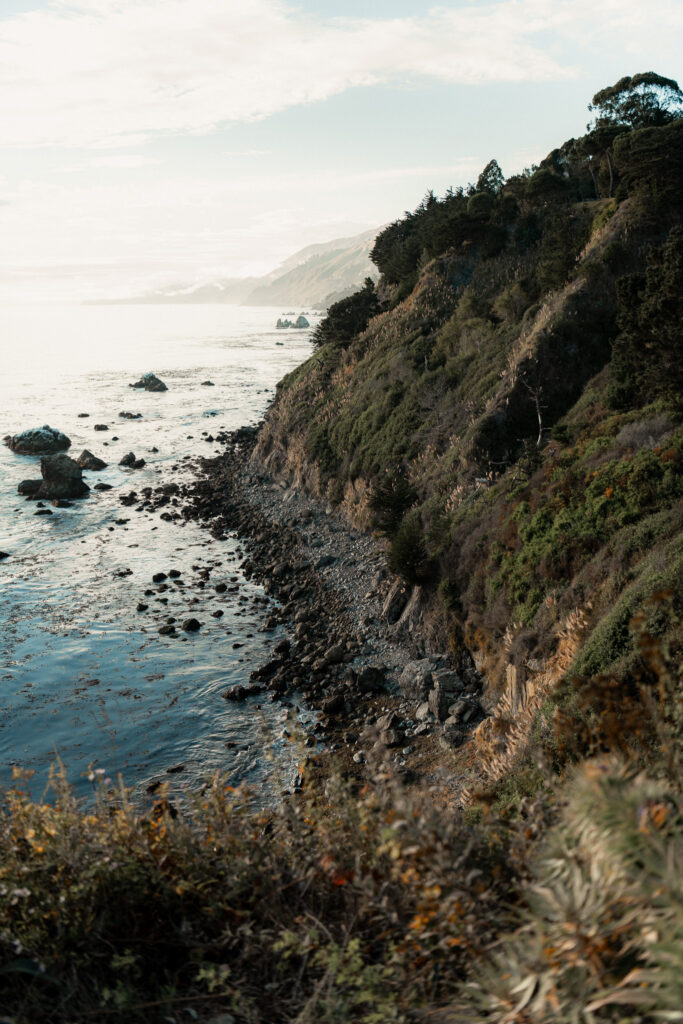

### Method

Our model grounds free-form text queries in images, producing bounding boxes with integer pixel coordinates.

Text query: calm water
[0,303,316,799]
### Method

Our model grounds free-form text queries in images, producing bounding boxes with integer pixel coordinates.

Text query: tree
[588,72,683,131]
[312,278,380,348]
[476,159,505,195]
[608,225,683,410]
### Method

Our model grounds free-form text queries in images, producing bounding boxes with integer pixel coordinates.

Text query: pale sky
[0,0,681,302]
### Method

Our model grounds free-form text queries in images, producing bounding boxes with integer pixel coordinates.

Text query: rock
[119,411,142,419]
[130,372,168,392]
[18,479,42,496]
[428,670,464,721]
[78,413,89,418]
[447,700,468,721]
[182,618,202,632]
[325,643,345,665]
[119,452,145,469]
[201,380,215,386]
[152,572,167,583]
[94,482,113,491]
[159,624,176,635]
[380,728,404,748]
[76,449,107,471]
[382,579,410,623]
[0,551,9,560]
[30,454,89,500]
[223,685,247,702]
[376,711,400,731]
[315,553,336,569]
[413,722,432,736]
[294,315,310,328]
[136,603,148,612]
[322,693,345,715]
[415,701,433,722]
[94,424,108,431]
[398,660,433,700]
[5,425,71,455]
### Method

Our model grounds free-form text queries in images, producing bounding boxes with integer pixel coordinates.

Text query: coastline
[177,423,486,799]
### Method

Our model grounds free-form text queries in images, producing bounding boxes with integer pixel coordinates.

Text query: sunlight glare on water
[0,302,316,799]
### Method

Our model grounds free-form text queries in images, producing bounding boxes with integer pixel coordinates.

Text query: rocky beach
[169,424,487,798]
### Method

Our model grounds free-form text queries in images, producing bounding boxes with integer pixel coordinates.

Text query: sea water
[0,303,315,800]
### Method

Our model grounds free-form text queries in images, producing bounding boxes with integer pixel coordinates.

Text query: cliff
[255,119,682,789]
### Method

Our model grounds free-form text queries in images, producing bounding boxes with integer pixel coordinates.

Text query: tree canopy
[588,72,683,130]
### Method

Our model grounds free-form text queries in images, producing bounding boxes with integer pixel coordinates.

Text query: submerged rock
[5,425,71,455]
[77,449,108,471]
[130,372,168,392]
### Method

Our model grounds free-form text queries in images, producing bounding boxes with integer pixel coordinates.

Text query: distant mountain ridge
[110,226,380,309]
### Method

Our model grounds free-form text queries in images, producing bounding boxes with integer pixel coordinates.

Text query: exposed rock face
[76,450,107,471]
[130,372,167,392]
[5,425,71,455]
[22,454,90,500]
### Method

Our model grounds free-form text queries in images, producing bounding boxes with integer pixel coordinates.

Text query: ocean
[0,303,315,800]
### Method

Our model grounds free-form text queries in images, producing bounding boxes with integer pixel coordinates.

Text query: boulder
[398,659,433,700]
[382,579,410,623]
[31,454,89,500]
[18,479,42,496]
[119,452,145,469]
[77,449,107,471]
[427,670,464,721]
[130,372,168,392]
[5,425,71,455]
[119,411,142,419]
[380,728,404,748]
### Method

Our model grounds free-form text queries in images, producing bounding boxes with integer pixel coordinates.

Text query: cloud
[0,0,641,149]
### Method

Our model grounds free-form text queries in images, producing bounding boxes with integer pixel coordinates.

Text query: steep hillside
[256,106,683,769]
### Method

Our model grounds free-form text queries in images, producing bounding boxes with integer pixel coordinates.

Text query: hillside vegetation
[1,74,681,1024]
[258,77,683,707]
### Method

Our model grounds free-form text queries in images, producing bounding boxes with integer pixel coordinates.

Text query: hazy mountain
[107,227,380,308]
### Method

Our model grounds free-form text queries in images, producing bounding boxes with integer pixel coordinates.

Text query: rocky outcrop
[17,454,89,500]
[5,425,71,455]
[76,450,107,471]
[130,372,167,392]
[294,315,310,328]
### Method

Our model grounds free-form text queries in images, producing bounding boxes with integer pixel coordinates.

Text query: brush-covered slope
[257,107,683,703]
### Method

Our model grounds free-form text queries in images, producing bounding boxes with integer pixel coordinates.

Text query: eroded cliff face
[252,192,682,766]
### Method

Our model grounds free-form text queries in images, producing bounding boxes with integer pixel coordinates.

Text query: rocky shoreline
[173,425,487,796]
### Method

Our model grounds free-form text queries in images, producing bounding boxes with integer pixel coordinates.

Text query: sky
[0,0,681,302]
